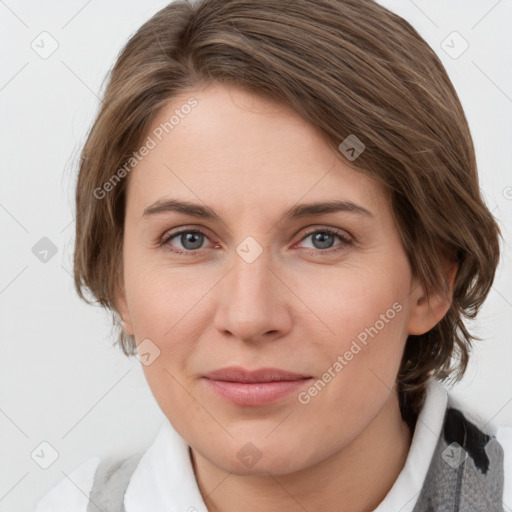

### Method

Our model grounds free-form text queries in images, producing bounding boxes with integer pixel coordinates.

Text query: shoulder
[435,403,512,507]
[496,424,512,505]
[34,456,101,512]
[443,403,512,486]
[34,452,144,512]
[409,381,512,510]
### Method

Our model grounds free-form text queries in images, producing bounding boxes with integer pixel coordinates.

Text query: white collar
[124,415,208,512]
[374,377,448,511]
[124,377,448,512]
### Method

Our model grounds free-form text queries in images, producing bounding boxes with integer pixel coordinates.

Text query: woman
[35,0,511,510]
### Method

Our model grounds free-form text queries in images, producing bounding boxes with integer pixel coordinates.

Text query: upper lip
[203,366,312,383]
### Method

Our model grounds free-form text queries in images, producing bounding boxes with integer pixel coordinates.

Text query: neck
[190,391,412,512]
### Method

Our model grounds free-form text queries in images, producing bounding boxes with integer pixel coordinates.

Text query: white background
[0,1,511,511]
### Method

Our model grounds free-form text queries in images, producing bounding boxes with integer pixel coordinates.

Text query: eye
[160,228,213,255]
[297,228,353,254]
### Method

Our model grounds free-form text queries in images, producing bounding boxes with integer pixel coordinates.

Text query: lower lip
[203,378,312,406]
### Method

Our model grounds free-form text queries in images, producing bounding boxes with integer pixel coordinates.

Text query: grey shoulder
[34,452,144,512]
[496,425,512,507]
[87,451,144,512]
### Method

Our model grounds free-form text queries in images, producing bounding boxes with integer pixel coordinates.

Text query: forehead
[125,83,390,220]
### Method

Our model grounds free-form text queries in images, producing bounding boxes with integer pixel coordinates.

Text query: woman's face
[116,82,446,476]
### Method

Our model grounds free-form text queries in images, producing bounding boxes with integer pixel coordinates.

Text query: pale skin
[116,82,457,512]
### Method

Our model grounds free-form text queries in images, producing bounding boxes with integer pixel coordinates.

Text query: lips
[202,366,313,406]
[202,366,312,383]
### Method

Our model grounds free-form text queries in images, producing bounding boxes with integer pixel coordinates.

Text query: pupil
[314,232,333,249]
[183,232,203,250]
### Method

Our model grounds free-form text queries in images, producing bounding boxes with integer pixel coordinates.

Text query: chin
[199,437,315,477]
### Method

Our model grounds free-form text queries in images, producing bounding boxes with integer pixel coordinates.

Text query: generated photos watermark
[93,97,198,200]
[298,301,403,404]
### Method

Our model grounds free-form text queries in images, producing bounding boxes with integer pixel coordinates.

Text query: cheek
[295,264,410,405]
[124,255,208,339]
[292,279,408,449]
[297,263,408,350]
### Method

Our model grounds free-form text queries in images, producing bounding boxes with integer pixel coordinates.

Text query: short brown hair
[73,0,502,427]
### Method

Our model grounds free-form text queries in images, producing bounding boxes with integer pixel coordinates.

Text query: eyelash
[159,227,353,256]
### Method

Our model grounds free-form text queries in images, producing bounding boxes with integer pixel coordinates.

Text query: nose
[213,240,292,343]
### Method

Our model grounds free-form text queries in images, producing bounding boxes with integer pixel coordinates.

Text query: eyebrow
[143,198,373,222]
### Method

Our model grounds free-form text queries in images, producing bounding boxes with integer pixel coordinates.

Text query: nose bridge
[214,234,286,340]
[231,235,274,312]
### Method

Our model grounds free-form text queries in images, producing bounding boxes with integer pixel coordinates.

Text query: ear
[407,257,458,336]
[114,282,134,337]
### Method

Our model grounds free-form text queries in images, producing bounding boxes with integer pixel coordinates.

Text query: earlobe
[119,318,133,335]
[114,285,134,337]
[445,263,458,301]
[407,260,458,336]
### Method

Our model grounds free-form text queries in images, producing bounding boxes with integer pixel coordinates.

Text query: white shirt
[35,378,512,511]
